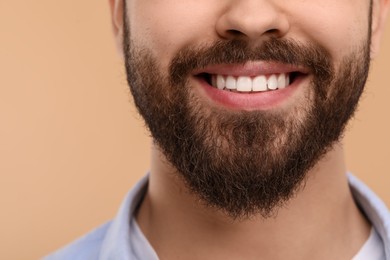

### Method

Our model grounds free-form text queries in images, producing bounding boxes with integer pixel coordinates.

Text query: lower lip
[194,76,305,111]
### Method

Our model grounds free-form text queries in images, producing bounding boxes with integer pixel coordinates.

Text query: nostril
[227,29,245,37]
[266,28,279,35]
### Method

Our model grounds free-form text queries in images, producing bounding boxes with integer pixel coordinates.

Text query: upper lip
[193,61,309,77]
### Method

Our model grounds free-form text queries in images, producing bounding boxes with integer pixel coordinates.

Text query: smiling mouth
[195,72,304,93]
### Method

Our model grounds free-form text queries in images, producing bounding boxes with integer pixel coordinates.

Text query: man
[46,0,390,259]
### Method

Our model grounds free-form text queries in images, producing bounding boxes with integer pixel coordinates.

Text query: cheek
[288,1,370,64]
[128,0,219,70]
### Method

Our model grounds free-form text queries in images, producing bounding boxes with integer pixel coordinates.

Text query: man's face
[122,0,373,218]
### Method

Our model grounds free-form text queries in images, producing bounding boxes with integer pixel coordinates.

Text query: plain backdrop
[0,1,389,259]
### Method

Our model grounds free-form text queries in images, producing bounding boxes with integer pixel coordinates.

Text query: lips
[192,61,309,110]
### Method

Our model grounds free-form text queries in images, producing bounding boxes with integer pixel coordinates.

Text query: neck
[136,143,370,260]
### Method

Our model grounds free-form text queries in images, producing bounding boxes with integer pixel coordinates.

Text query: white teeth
[226,76,237,90]
[236,76,252,92]
[252,76,268,91]
[277,74,287,89]
[216,75,225,90]
[210,73,290,92]
[267,75,278,90]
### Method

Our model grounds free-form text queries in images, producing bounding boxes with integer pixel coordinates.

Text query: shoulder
[43,221,112,260]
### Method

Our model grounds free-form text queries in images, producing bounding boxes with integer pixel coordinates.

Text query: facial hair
[123,17,371,219]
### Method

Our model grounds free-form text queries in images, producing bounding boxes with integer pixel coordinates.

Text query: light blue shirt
[44,174,390,259]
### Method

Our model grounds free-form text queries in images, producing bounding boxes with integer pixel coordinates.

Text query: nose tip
[216,1,290,41]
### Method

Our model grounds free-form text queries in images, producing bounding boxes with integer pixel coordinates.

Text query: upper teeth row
[211,74,290,92]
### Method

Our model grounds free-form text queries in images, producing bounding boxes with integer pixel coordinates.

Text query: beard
[123,19,371,219]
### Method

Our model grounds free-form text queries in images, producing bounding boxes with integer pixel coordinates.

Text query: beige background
[0,1,389,259]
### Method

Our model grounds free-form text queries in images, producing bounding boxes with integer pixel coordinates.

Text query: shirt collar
[99,175,149,260]
[348,173,390,258]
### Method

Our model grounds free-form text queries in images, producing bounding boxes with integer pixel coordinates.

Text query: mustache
[169,38,334,86]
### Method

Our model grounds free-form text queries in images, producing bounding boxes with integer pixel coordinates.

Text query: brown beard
[123,17,371,219]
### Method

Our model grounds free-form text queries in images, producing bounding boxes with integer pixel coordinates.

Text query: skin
[109,0,390,259]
